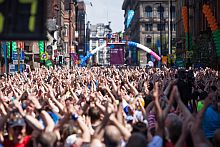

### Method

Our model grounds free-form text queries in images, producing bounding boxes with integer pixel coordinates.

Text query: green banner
[7,42,10,58]
[212,29,220,57]
[45,59,53,68]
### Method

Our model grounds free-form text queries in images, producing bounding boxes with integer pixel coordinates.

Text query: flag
[126,10,134,28]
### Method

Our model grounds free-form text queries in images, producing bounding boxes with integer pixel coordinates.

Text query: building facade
[89,23,112,65]
[122,0,176,66]
[64,0,77,66]
[176,0,220,68]
[76,1,86,56]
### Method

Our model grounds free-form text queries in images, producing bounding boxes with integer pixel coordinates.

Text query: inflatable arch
[80,41,161,65]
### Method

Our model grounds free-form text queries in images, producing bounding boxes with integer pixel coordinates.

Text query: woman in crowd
[0,66,219,147]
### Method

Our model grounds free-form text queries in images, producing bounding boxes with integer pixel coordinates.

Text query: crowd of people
[0,66,219,147]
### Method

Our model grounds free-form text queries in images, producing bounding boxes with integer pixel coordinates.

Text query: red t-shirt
[3,136,31,147]
[166,141,187,147]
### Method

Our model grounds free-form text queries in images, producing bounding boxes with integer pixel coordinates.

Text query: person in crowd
[0,66,219,147]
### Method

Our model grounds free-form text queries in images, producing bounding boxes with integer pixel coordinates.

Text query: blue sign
[2,42,8,73]
[12,51,25,60]
[126,10,134,28]
[110,44,115,49]
[15,64,24,72]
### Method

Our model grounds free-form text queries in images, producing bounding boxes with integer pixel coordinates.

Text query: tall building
[89,23,112,65]
[176,0,220,68]
[122,0,176,66]
[47,0,65,53]
[64,0,77,66]
[76,1,86,56]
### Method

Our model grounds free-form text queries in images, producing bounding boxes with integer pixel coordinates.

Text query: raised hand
[13,99,25,117]
[28,94,42,109]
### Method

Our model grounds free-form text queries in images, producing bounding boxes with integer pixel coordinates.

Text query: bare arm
[153,82,164,137]
[40,110,55,132]
[110,115,131,141]
[76,116,91,142]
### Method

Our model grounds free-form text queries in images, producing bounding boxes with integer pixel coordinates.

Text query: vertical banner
[110,44,125,65]
[6,42,10,58]
[2,42,8,73]
[126,10,134,28]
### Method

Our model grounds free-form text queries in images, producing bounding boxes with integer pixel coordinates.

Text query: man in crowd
[0,66,219,147]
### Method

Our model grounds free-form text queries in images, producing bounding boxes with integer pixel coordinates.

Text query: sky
[85,0,124,32]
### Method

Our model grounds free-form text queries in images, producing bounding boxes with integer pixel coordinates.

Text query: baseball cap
[10,119,26,128]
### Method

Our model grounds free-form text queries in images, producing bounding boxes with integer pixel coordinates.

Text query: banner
[126,10,134,28]
[110,44,125,65]
[2,42,8,73]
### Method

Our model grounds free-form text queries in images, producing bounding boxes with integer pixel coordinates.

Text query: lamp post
[187,0,190,67]
[69,1,72,69]
[159,3,162,56]
[168,0,171,55]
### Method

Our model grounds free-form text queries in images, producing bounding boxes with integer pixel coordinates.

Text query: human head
[132,122,148,138]
[104,125,122,147]
[88,107,101,123]
[213,129,220,147]
[165,113,182,144]
[126,133,147,147]
[10,118,26,143]
[36,132,57,147]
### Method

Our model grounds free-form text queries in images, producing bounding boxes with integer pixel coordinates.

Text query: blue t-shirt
[202,106,220,138]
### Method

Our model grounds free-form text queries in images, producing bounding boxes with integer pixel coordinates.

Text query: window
[171,6,176,18]
[157,23,165,31]
[91,32,96,37]
[171,24,176,31]
[146,37,152,43]
[65,42,68,53]
[157,6,164,18]
[145,24,153,31]
[145,6,152,18]
[92,40,96,44]
[64,24,68,37]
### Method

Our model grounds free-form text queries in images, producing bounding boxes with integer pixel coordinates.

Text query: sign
[168,54,174,64]
[186,51,193,58]
[175,58,185,68]
[13,60,24,65]
[110,44,125,65]
[40,52,48,60]
[9,64,15,73]
[0,0,47,40]
[12,51,25,60]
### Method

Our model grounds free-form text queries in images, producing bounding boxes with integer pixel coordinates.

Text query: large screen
[110,44,125,65]
[0,0,47,40]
